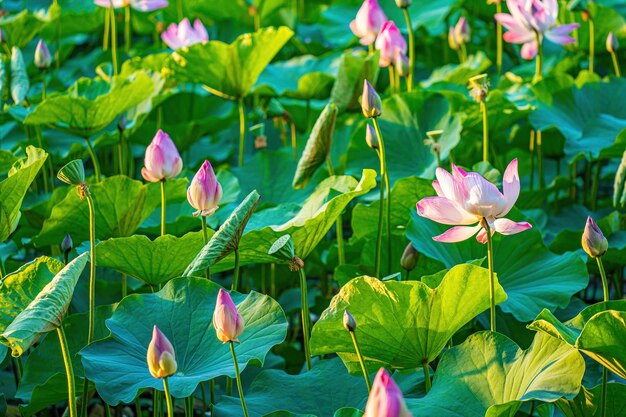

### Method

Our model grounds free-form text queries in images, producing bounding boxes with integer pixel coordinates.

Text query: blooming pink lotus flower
[187,160,223,217]
[375,21,407,67]
[416,159,532,243]
[147,326,177,379]
[161,18,209,50]
[495,0,579,59]
[364,369,412,417]
[213,289,245,343]
[141,130,183,182]
[93,0,168,12]
[350,0,387,46]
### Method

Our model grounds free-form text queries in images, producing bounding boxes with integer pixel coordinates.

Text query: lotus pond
[0,0,625,416]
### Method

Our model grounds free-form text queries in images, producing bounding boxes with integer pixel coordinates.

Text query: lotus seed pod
[57,159,86,185]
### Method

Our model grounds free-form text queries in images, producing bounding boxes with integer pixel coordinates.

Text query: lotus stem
[529,130,535,191]
[596,256,609,417]
[84,137,102,182]
[42,70,47,101]
[610,51,621,77]
[290,121,298,160]
[537,130,545,190]
[496,1,503,74]
[422,361,431,393]
[227,342,250,417]
[388,66,396,93]
[232,248,241,292]
[326,158,345,265]
[591,160,601,211]
[58,325,78,417]
[588,18,594,74]
[55,1,61,73]
[160,179,166,236]
[201,216,210,280]
[402,8,414,92]
[109,6,118,76]
[135,396,142,417]
[176,0,183,21]
[162,378,174,417]
[124,5,131,53]
[481,101,489,163]
[372,118,390,278]
[349,330,371,392]
[298,268,313,370]
[460,43,468,64]
[238,97,246,167]
[85,192,97,344]
[534,33,543,83]
[103,6,110,52]
[482,218,497,332]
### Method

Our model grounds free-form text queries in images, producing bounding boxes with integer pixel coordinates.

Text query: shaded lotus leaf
[97,232,208,287]
[293,103,338,189]
[405,331,585,416]
[407,212,589,322]
[0,146,47,242]
[10,47,29,105]
[0,10,51,48]
[330,50,379,112]
[0,253,88,357]
[311,264,506,373]
[183,190,260,277]
[529,300,626,379]
[208,170,376,273]
[614,148,626,208]
[552,383,626,417]
[24,73,154,137]
[80,277,287,404]
[530,79,626,162]
[167,27,294,99]
[16,306,115,417]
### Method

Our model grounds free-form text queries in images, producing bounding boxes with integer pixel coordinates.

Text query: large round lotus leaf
[529,300,626,379]
[405,331,585,416]
[555,382,626,417]
[310,264,506,373]
[80,277,287,404]
[407,211,589,322]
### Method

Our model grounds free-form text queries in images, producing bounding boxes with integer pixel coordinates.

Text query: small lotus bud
[57,159,86,186]
[343,310,357,332]
[365,124,379,150]
[455,17,470,44]
[395,52,410,78]
[61,234,73,254]
[582,216,608,258]
[147,326,177,379]
[34,39,52,70]
[364,368,413,417]
[607,32,619,54]
[448,27,459,51]
[213,289,245,343]
[395,0,411,8]
[361,80,382,119]
[118,116,127,133]
[187,160,222,217]
[400,243,419,271]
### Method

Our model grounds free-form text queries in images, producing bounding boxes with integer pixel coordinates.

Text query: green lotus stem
[162,378,174,417]
[226,377,233,396]
[537,130,545,190]
[209,379,215,407]
[160,179,166,236]
[402,8,414,92]
[201,216,210,280]
[238,97,246,167]
[368,43,373,56]
[482,219,497,332]
[184,396,192,417]
[176,0,183,21]
[534,33,543,83]
[591,160,601,211]
[298,267,313,370]
[596,256,609,417]
[290,121,298,160]
[270,263,276,298]
[55,0,61,73]
[481,101,489,163]
[460,43,468,64]
[229,342,250,417]
[529,130,535,191]
[124,5,131,53]
[372,118,391,278]
[135,396,142,417]
[496,1,503,74]
[422,362,431,393]
[610,51,621,77]
[42,70,47,101]
[326,158,345,265]
[105,404,112,417]
[349,330,371,392]
[154,390,162,417]
[109,6,118,75]
[86,192,97,344]
[58,325,78,417]
[103,6,110,52]
[588,18,594,74]
[388,66,396,93]
[84,137,101,182]
[231,248,241,291]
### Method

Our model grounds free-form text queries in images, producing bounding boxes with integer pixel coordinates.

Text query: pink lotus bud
[364,369,412,417]
[161,18,209,50]
[34,39,51,70]
[607,32,619,53]
[455,17,470,44]
[448,27,459,51]
[141,130,183,182]
[582,217,608,258]
[400,243,418,271]
[213,289,245,343]
[147,326,177,379]
[343,310,357,332]
[349,0,387,46]
[94,0,168,11]
[61,233,73,254]
[361,80,382,119]
[375,21,407,68]
[187,160,222,217]
[365,124,379,150]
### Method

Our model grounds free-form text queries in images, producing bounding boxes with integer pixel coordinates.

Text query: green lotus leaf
[311,264,506,372]
[97,232,208,287]
[345,91,462,183]
[0,10,51,49]
[553,383,626,417]
[529,300,626,379]
[0,253,88,357]
[422,51,491,87]
[614,148,626,208]
[16,306,115,417]
[407,211,589,322]
[330,50,379,112]
[0,146,47,242]
[167,27,294,99]
[293,103,338,189]
[183,190,260,277]
[10,47,29,105]
[530,79,626,162]
[208,169,377,273]
[24,72,155,137]
[405,331,585,416]
[80,277,287,404]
